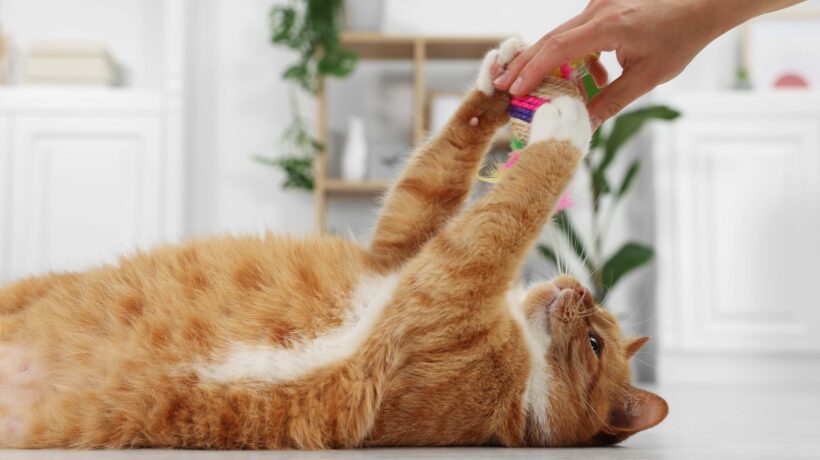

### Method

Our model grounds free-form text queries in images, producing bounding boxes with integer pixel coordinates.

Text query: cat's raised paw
[476,37,524,95]
[529,96,592,155]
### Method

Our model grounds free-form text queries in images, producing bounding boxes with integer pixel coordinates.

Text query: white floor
[1,385,818,460]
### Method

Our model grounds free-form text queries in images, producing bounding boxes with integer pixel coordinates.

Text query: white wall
[186,0,314,238]
[0,0,170,89]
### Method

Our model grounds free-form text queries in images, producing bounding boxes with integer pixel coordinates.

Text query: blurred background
[0,0,819,396]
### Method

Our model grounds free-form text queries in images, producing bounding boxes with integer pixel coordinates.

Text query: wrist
[692,0,745,40]
[703,0,805,37]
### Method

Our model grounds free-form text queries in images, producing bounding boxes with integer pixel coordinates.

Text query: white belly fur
[197,273,400,383]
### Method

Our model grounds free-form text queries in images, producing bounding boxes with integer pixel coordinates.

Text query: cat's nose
[573,285,594,305]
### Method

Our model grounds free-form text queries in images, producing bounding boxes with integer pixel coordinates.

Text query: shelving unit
[313,32,503,230]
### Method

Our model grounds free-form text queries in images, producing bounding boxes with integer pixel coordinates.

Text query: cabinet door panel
[656,118,820,352]
[9,116,161,276]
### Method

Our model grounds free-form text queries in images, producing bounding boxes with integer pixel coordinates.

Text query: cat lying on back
[0,38,667,449]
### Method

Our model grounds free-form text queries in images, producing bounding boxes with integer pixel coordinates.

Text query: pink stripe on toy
[510,95,550,108]
[510,99,543,111]
[520,95,549,105]
[501,150,521,170]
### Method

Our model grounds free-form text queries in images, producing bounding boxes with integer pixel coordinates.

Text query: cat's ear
[600,387,668,444]
[625,336,650,359]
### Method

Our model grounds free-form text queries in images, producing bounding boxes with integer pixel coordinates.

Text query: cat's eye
[589,335,602,357]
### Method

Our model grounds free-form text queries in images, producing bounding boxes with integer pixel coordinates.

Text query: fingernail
[510,76,523,95]
[493,71,509,86]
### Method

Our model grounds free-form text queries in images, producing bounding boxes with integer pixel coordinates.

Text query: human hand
[493,0,730,129]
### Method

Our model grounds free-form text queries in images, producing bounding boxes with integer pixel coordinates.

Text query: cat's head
[519,275,668,446]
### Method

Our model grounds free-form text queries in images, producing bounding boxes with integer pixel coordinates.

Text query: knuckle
[544,35,564,52]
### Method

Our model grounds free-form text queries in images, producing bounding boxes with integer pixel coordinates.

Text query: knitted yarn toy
[480,54,598,211]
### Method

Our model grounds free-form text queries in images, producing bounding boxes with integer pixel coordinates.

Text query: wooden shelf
[324,179,391,194]
[341,32,504,60]
[316,34,504,230]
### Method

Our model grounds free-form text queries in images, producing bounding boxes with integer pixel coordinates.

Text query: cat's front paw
[476,37,524,95]
[529,96,592,156]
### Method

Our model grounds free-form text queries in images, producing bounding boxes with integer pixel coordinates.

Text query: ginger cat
[0,38,667,449]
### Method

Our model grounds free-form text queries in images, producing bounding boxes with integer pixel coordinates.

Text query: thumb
[587,69,653,127]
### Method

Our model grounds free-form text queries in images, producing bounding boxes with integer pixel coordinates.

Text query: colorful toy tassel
[476,53,598,211]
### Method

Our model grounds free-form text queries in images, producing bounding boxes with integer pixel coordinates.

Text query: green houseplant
[538,76,680,303]
[256,0,358,190]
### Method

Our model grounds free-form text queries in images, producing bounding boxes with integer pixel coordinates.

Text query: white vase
[342,116,368,181]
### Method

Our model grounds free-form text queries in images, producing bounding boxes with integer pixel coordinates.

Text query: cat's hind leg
[368,38,521,273]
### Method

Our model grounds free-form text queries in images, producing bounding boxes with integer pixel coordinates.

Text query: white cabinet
[8,113,164,274]
[653,92,820,354]
[0,89,183,280]
[0,0,185,281]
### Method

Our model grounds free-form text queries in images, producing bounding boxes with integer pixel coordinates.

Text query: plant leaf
[617,160,641,198]
[553,211,594,273]
[537,244,559,267]
[599,105,680,173]
[317,49,358,77]
[592,170,610,197]
[254,154,315,190]
[590,127,602,150]
[283,63,308,81]
[581,73,602,101]
[600,242,654,292]
[270,7,297,45]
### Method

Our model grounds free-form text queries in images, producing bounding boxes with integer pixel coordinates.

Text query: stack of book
[24,41,116,85]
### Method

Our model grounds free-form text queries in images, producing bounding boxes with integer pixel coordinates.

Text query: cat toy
[480,54,599,211]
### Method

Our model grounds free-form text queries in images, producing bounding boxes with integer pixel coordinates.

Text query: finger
[587,57,608,87]
[510,22,606,95]
[586,69,654,126]
[494,12,592,90]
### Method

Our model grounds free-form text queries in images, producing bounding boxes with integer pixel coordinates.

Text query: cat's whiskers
[619,281,653,324]
[629,356,657,370]
[581,395,610,432]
